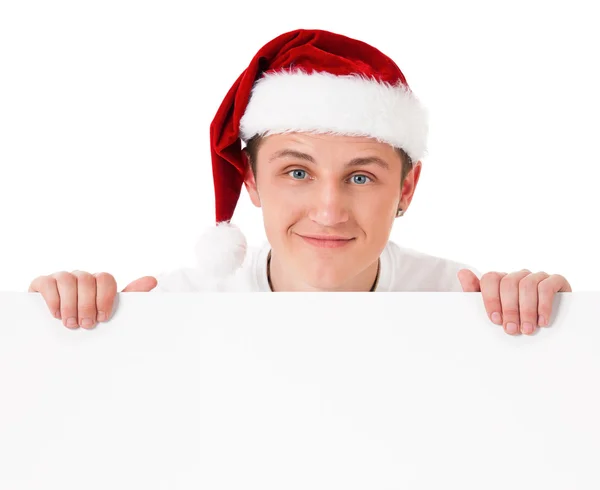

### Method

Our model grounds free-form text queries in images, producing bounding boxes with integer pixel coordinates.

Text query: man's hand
[458,269,572,335]
[29,272,158,329]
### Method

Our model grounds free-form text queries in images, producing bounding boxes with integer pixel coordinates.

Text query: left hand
[458,269,572,335]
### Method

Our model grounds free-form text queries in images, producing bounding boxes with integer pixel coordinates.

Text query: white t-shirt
[153,240,481,292]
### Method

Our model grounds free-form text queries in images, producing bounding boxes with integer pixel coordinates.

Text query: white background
[1,0,597,292]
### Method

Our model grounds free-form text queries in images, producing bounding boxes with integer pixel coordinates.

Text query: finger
[500,269,532,335]
[537,274,571,327]
[122,276,158,293]
[479,272,507,325]
[93,273,118,322]
[71,271,97,330]
[29,276,62,319]
[52,271,79,329]
[457,269,480,292]
[518,272,550,335]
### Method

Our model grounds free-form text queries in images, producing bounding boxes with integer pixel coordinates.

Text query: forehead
[261,132,394,153]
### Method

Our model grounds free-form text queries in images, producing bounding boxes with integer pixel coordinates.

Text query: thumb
[122,276,158,292]
[457,269,481,292]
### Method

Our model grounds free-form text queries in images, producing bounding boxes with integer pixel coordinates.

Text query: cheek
[258,181,303,230]
[353,188,397,234]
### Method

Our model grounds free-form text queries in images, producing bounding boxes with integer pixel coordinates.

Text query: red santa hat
[196,28,428,275]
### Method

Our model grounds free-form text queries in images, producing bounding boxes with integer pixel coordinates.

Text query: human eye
[287,169,309,180]
[349,174,372,185]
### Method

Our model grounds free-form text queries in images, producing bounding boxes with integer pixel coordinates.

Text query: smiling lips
[297,234,355,248]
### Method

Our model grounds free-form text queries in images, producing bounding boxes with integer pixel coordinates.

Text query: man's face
[244,132,421,289]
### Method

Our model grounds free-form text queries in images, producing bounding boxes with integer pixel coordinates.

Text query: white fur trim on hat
[239,69,429,162]
[194,222,247,276]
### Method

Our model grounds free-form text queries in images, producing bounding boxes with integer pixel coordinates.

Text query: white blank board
[0,291,598,489]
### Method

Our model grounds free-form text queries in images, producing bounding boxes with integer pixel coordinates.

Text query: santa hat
[196,28,428,275]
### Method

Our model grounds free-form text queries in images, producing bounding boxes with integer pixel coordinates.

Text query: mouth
[296,233,355,249]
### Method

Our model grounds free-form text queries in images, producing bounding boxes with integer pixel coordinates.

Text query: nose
[307,180,350,227]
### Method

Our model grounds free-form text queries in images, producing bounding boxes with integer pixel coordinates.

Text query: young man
[28,29,571,335]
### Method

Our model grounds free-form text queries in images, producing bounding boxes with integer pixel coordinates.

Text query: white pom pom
[194,222,247,276]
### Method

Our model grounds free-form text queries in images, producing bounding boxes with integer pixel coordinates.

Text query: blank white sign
[0,291,597,489]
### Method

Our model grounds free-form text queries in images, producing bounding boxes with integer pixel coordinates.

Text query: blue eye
[289,169,307,179]
[351,174,371,185]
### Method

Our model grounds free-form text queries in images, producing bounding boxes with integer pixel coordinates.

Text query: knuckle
[29,275,52,292]
[43,293,60,310]
[72,270,94,283]
[30,277,58,301]
[78,295,97,314]
[76,274,96,296]
[536,272,551,283]
[519,307,538,320]
[60,302,77,315]
[519,277,538,295]
[480,272,505,291]
[52,270,74,282]
[481,271,503,281]
[95,273,117,309]
[94,272,115,283]
[502,307,520,318]
[94,272,116,291]
[52,273,78,315]
[72,273,97,318]
[78,304,97,318]
[78,300,97,322]
[500,274,520,289]
[482,294,502,309]
[538,280,554,295]
[53,272,78,291]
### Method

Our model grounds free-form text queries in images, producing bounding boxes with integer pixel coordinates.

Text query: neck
[267,251,380,292]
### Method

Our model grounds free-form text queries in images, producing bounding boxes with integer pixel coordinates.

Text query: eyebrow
[268,149,390,170]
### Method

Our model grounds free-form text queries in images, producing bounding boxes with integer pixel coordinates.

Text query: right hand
[28,271,157,329]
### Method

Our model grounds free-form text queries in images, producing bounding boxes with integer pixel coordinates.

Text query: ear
[398,160,422,212]
[243,163,261,208]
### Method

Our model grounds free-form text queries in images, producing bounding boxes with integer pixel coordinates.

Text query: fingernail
[538,316,546,327]
[54,310,61,319]
[80,318,94,328]
[506,322,518,334]
[521,322,534,335]
[97,311,106,322]
[491,312,502,325]
[66,317,78,328]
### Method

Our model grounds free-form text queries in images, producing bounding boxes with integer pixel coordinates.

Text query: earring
[396,208,404,217]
